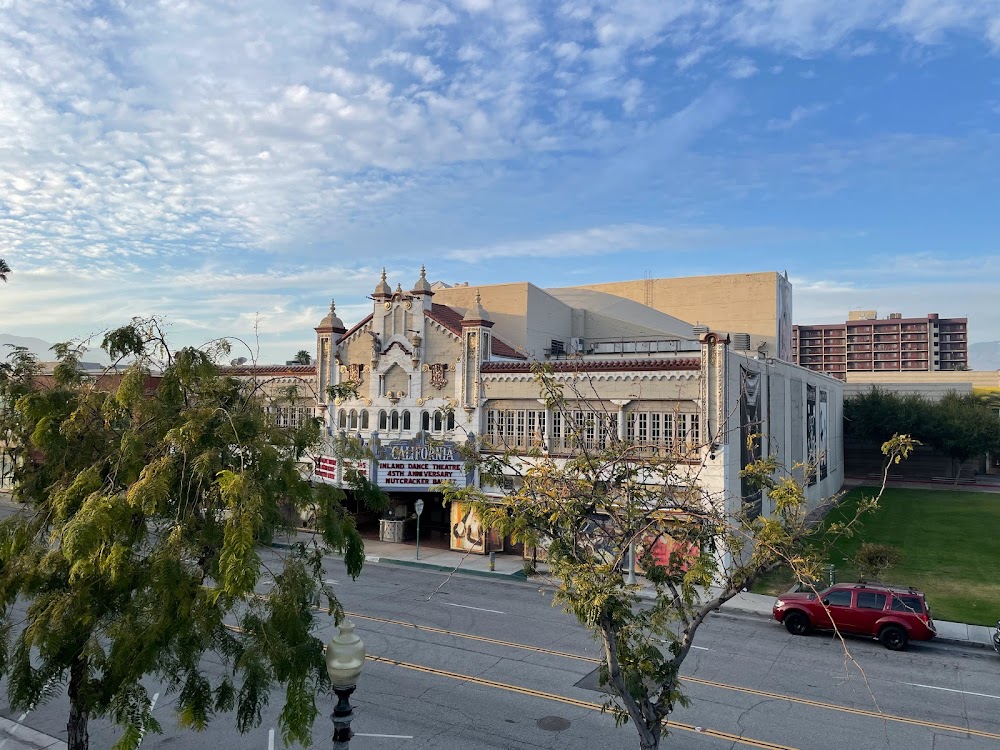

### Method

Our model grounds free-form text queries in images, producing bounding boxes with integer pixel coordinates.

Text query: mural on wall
[777,273,794,362]
[450,501,487,553]
[740,366,763,519]
[819,389,829,480]
[636,532,699,576]
[806,384,817,486]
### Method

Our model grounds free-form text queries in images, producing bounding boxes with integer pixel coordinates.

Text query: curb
[269,542,528,579]
[0,716,66,749]
[370,556,528,580]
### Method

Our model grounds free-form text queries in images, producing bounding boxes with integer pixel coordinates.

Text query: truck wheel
[879,625,908,651]
[784,611,810,636]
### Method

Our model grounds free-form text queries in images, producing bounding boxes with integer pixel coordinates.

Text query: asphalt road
[2,542,1000,750]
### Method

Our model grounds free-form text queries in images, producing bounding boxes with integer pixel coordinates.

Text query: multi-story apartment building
[793,311,968,380]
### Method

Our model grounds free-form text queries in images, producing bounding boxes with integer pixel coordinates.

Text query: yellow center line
[367,653,798,750]
[346,610,1000,742]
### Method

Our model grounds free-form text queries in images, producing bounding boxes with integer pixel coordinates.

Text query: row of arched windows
[337,408,455,433]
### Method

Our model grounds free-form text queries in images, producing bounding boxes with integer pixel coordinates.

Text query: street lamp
[326,619,366,749]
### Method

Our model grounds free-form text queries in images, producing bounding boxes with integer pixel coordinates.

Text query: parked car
[772,583,936,650]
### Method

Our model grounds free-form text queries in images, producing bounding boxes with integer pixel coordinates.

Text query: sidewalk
[0,716,65,749]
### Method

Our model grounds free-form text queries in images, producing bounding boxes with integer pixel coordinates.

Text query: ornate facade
[310,268,846,557]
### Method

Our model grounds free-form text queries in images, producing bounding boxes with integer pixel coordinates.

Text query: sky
[2,0,1000,364]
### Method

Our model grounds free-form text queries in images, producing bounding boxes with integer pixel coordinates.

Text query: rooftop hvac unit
[732,333,751,350]
[888,312,902,319]
[692,324,710,335]
[569,337,585,353]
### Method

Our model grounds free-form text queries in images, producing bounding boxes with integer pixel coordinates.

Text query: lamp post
[326,619,365,749]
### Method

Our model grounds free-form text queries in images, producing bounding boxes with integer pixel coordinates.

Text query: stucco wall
[722,351,844,517]
[481,370,701,401]
[432,283,535,353]
[564,272,783,358]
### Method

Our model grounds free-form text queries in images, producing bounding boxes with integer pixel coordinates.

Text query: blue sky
[2,0,1000,363]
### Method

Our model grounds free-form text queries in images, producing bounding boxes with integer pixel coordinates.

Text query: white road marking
[444,603,505,615]
[354,733,415,739]
[268,728,275,750]
[904,682,1000,700]
[323,578,340,585]
[136,692,160,747]
[0,676,57,748]
[691,645,710,651]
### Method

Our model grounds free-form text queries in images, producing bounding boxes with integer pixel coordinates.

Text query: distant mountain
[970,340,1000,371]
[0,334,110,365]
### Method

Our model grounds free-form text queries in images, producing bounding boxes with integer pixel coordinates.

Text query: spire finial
[475,289,482,305]
[381,267,387,282]
[330,298,336,313]
[396,281,403,293]
[420,264,427,279]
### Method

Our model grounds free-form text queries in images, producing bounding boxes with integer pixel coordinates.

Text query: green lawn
[751,487,1000,626]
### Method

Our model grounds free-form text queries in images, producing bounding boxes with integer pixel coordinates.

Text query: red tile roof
[481,358,701,373]
[426,303,526,360]
[339,313,374,343]
[220,364,316,377]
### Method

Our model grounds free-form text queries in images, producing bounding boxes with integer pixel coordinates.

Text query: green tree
[0,258,10,282]
[0,319,379,750]
[292,350,312,365]
[446,365,913,750]
[932,392,1000,482]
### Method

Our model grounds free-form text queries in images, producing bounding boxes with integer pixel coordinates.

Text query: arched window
[421,411,430,431]
[447,411,455,431]
[361,410,369,429]
[402,411,411,430]
[391,410,400,430]
[349,410,358,430]
[434,411,443,432]
[379,410,388,430]
[338,410,347,429]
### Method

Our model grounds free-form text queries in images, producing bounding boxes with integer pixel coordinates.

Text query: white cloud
[3,0,1000,358]
[727,57,759,79]
[444,223,806,262]
[767,103,829,131]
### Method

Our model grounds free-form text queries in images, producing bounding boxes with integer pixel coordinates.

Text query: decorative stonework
[422,363,449,390]
[339,363,365,386]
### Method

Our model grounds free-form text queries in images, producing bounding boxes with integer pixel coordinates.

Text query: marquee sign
[375,438,471,491]
[313,455,371,485]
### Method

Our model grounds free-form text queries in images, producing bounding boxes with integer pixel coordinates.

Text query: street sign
[414,499,425,516]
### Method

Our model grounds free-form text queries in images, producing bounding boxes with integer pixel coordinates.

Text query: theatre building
[310,268,844,557]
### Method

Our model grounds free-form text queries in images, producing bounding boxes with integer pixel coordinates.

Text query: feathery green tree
[0,319,378,750]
